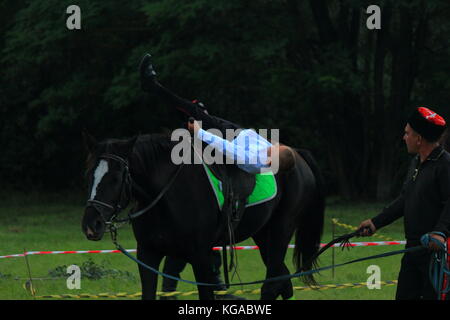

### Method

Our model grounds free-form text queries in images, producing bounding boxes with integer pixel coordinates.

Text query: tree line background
[0,0,448,200]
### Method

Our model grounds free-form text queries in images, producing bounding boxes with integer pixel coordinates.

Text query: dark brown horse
[81,132,325,300]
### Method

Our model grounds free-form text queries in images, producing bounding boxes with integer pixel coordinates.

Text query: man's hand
[428,233,446,252]
[357,219,376,236]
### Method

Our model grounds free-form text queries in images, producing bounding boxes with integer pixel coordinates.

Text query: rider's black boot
[139,53,157,92]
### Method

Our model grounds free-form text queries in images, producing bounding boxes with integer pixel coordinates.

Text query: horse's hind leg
[137,244,163,300]
[261,259,293,300]
[278,264,294,300]
[253,228,294,300]
[191,254,216,300]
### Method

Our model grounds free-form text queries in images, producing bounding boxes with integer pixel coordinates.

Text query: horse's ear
[124,135,138,157]
[82,129,97,153]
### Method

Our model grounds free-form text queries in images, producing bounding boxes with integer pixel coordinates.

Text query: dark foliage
[1,0,448,199]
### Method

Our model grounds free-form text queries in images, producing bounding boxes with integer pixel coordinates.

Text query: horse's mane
[85,133,176,176]
[131,133,185,184]
[134,133,176,156]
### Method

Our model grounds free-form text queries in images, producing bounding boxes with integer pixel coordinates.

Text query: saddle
[199,153,277,288]
[204,161,255,288]
[206,162,256,231]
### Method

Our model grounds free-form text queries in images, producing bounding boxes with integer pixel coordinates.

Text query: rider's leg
[139,54,241,134]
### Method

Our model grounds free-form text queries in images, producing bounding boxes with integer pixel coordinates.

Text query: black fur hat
[407,107,447,142]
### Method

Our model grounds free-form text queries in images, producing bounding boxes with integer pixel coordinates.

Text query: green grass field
[0,193,405,300]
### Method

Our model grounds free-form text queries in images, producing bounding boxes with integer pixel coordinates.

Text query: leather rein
[86,153,184,230]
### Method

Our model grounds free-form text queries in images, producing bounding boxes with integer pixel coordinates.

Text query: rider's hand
[187,118,200,134]
[357,219,376,237]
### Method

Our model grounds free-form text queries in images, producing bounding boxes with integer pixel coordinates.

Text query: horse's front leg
[136,244,163,300]
[191,254,216,300]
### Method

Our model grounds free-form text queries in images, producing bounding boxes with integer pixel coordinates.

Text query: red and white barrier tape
[0,241,406,260]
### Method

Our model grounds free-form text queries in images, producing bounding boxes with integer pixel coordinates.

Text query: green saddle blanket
[202,163,277,210]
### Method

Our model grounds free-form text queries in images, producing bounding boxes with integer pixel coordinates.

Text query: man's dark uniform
[370,107,450,300]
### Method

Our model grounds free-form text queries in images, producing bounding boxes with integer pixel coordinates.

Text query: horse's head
[81,131,137,241]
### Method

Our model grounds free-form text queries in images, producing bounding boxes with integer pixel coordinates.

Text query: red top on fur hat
[417,107,446,126]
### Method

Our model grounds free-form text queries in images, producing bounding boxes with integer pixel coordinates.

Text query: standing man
[359,106,449,300]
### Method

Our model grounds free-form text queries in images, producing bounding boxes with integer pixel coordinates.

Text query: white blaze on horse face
[90,160,109,200]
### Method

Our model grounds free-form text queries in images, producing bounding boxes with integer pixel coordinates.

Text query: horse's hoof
[160,295,178,300]
[214,294,246,300]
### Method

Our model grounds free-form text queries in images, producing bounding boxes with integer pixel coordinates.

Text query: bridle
[85,152,184,231]
[86,153,133,229]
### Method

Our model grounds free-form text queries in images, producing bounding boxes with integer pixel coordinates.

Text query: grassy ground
[0,193,405,300]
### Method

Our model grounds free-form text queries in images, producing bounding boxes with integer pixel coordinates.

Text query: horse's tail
[292,148,326,286]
